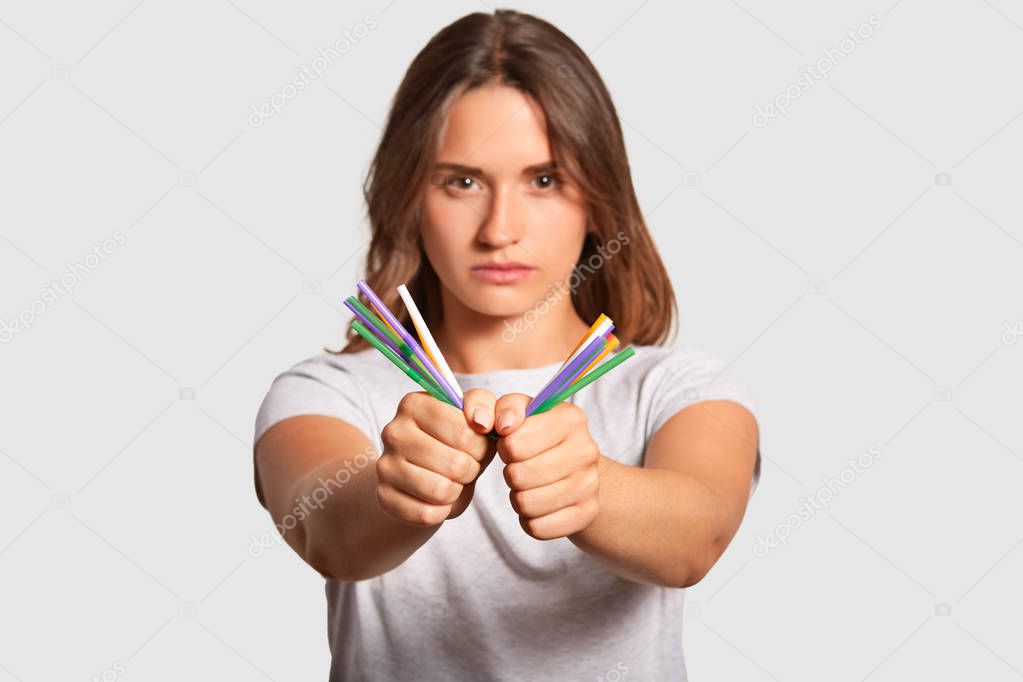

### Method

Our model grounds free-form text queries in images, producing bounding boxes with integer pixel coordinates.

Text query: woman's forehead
[436,84,552,170]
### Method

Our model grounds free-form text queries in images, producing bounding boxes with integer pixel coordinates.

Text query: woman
[254,9,761,681]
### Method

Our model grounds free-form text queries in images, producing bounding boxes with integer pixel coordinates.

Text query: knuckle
[454,455,477,484]
[446,473,464,501]
[501,434,523,461]
[375,454,391,481]
[470,458,483,481]
[406,501,445,527]
[411,504,435,526]
[378,483,404,519]
[381,420,405,451]
[503,462,521,489]
[433,476,459,504]
[399,392,428,416]
[428,504,451,526]
[380,421,395,446]
[512,489,530,514]
[521,516,547,540]
[561,403,586,427]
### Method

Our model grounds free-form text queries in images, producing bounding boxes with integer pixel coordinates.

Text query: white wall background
[1,1,1022,680]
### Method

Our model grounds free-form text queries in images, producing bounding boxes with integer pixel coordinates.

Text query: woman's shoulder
[624,343,744,387]
[621,343,761,493]
[253,347,395,447]
[618,342,759,421]
[274,346,393,385]
[628,342,729,370]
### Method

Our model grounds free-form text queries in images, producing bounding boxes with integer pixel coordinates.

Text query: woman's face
[420,83,588,320]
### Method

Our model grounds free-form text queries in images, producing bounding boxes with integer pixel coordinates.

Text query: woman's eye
[533,173,559,190]
[446,176,479,191]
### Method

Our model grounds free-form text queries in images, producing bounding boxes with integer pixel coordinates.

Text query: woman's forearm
[277,456,440,582]
[569,455,738,588]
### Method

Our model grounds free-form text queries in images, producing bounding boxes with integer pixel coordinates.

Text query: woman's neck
[431,289,591,375]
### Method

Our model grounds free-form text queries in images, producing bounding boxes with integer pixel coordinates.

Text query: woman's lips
[470,263,536,284]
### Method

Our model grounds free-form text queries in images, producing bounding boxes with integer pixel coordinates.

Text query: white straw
[397,284,464,398]
[553,316,614,378]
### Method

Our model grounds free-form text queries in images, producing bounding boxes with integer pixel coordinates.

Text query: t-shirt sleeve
[646,346,762,494]
[252,353,377,507]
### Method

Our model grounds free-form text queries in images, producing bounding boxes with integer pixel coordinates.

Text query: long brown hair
[334,9,676,354]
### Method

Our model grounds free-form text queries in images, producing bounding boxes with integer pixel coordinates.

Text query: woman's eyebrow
[433,162,483,176]
[432,160,558,177]
[522,161,557,174]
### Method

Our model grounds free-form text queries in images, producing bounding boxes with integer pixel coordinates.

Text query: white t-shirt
[253,344,760,681]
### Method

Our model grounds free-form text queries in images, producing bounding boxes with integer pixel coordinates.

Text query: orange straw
[571,333,619,385]
[559,313,608,371]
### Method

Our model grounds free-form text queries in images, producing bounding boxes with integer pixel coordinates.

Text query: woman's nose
[477,188,523,247]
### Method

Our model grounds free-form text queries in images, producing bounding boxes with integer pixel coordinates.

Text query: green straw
[540,335,607,408]
[347,296,445,396]
[352,320,456,407]
[533,347,636,414]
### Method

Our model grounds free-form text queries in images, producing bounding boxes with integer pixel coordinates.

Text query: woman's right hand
[376,388,498,527]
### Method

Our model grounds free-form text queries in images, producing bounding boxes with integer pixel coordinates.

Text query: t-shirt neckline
[452,360,563,381]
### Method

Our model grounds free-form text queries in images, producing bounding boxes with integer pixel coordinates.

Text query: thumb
[462,387,497,434]
[494,393,532,436]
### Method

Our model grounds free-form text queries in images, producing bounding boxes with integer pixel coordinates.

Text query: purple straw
[356,279,463,409]
[343,299,406,360]
[526,329,611,414]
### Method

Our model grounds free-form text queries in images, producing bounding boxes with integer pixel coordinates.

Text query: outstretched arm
[255,389,500,581]
[493,395,759,588]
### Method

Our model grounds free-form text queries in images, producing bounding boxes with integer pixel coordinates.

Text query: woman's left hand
[492,393,601,540]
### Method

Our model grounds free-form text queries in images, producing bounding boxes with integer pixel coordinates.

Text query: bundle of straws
[344,279,636,438]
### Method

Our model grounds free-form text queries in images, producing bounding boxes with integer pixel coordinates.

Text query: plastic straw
[571,334,619,385]
[526,328,611,415]
[345,283,632,433]
[371,301,402,338]
[346,296,444,395]
[344,298,404,358]
[357,279,463,408]
[534,334,608,409]
[534,347,636,414]
[556,314,608,374]
[352,320,455,406]
[527,316,614,412]
[398,284,464,398]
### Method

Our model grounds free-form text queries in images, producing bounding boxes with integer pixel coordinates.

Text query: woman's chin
[457,295,544,321]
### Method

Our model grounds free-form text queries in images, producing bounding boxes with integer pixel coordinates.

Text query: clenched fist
[493,394,601,540]
[376,388,499,527]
